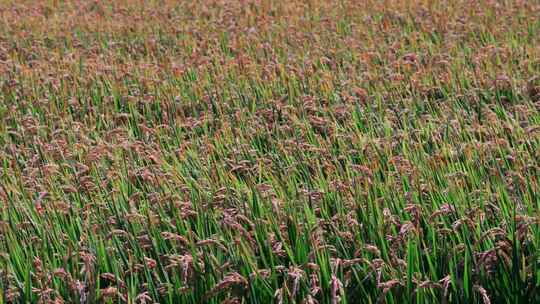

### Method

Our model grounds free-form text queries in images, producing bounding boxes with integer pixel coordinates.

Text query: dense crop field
[0,0,539,303]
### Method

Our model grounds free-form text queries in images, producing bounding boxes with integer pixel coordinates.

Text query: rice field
[0,0,539,303]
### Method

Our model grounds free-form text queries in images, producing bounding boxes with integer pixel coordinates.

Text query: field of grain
[0,0,539,303]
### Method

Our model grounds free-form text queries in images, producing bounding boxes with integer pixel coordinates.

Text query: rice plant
[0,0,539,303]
